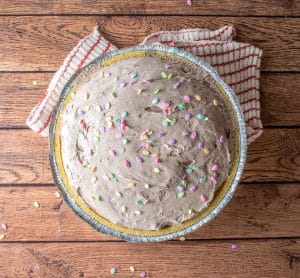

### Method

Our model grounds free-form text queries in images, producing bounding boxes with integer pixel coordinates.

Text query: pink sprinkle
[109,149,116,156]
[173,81,181,89]
[168,139,177,145]
[143,79,152,84]
[211,164,219,171]
[162,102,170,110]
[116,133,124,139]
[185,113,191,121]
[1,223,7,230]
[104,72,111,78]
[120,120,126,129]
[182,174,188,179]
[219,135,225,143]
[186,0,192,6]
[103,174,109,181]
[210,176,217,184]
[197,142,204,149]
[136,155,144,164]
[200,194,208,202]
[120,81,127,88]
[164,64,171,69]
[184,95,191,102]
[190,131,197,139]
[82,122,87,130]
[140,272,146,278]
[124,160,131,168]
[155,158,161,164]
[190,185,198,192]
[231,243,238,249]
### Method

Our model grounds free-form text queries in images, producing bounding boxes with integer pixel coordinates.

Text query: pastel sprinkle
[109,149,116,156]
[210,176,217,184]
[162,119,169,127]
[177,103,186,111]
[219,135,225,143]
[111,91,117,98]
[124,160,131,168]
[176,185,185,192]
[232,243,238,249]
[195,95,202,101]
[143,150,150,155]
[182,130,190,136]
[211,164,219,171]
[0,234,5,240]
[158,131,166,138]
[33,80,38,86]
[153,167,161,173]
[197,113,206,120]
[130,266,135,272]
[171,118,177,125]
[136,155,144,164]
[104,72,111,78]
[186,0,192,6]
[120,81,127,88]
[197,142,204,149]
[121,111,128,118]
[188,209,193,215]
[177,192,185,198]
[121,206,127,213]
[173,81,181,89]
[213,99,219,105]
[144,183,150,189]
[179,236,186,241]
[105,102,111,109]
[55,191,61,198]
[120,120,126,129]
[168,139,177,145]
[161,71,168,79]
[200,194,208,202]
[115,192,122,198]
[164,64,171,69]
[136,199,143,206]
[33,201,40,208]
[127,182,136,188]
[170,47,179,54]
[153,88,160,95]
[199,177,206,183]
[1,223,8,230]
[140,272,146,278]
[99,126,106,133]
[130,71,138,79]
[184,95,191,102]
[135,210,141,215]
[114,118,121,125]
[190,131,198,139]
[162,102,170,110]
[90,176,97,183]
[111,267,117,274]
[190,184,198,192]
[185,167,193,174]
[155,158,161,164]
[143,79,152,84]
[168,73,173,79]
[203,148,210,155]
[116,133,124,139]
[152,98,160,104]
[185,113,191,121]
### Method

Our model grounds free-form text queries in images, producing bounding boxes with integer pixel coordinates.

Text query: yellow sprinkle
[90,176,97,183]
[55,191,61,198]
[167,73,173,79]
[144,183,151,189]
[213,99,218,105]
[137,89,143,95]
[152,152,161,158]
[107,121,113,128]
[188,209,193,215]
[203,148,210,155]
[140,135,148,140]
[147,130,154,135]
[99,71,104,78]
[32,80,38,86]
[127,182,136,188]
[129,266,135,272]
[33,201,40,208]
[134,210,141,215]
[92,166,97,173]
[121,206,127,213]
[195,95,202,101]
[142,150,150,156]
[179,236,186,241]
[0,234,5,240]
[153,167,160,173]
[106,116,113,122]
[153,89,160,95]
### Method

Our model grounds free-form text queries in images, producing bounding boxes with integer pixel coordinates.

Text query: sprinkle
[107,121,114,128]
[99,126,106,133]
[162,119,169,127]
[127,182,136,188]
[130,71,138,79]
[109,149,117,156]
[105,102,111,109]
[33,201,40,208]
[152,152,161,158]
[186,0,192,6]
[124,160,131,168]
[142,150,150,156]
[1,223,8,230]
[190,131,198,139]
[168,73,173,79]
[120,119,127,129]
[114,77,119,81]
[135,210,141,215]
[91,166,97,173]
[120,81,127,88]
[114,118,121,125]
[32,80,38,86]
[121,206,127,213]
[176,185,185,192]
[94,136,100,142]
[116,132,124,139]
[144,183,151,189]
[0,234,5,240]
[140,272,146,278]
[158,132,166,138]
[195,95,202,101]
[213,99,219,105]
[203,148,210,155]
[104,72,111,78]
[121,111,128,118]
[168,139,177,145]
[143,79,152,84]
[111,267,117,274]
[232,243,238,249]
[185,113,191,121]
[99,71,104,78]
[179,236,186,241]
[171,118,177,125]
[177,192,185,198]
[170,47,179,54]
[153,167,160,173]
[200,194,208,202]
[111,91,117,98]
[55,191,61,198]
[197,142,204,149]
[115,192,122,198]
[188,209,193,215]
[136,155,144,164]
[185,167,193,174]
[155,158,161,164]
[152,98,159,104]
[161,71,168,79]
[90,176,97,183]
[164,64,171,69]
[177,103,186,111]
[162,102,170,110]
[199,177,206,183]
[211,176,217,184]
[136,199,143,206]
[211,164,219,171]
[190,185,198,192]
[173,81,181,89]
[197,113,206,120]
[219,135,225,143]
[108,172,116,180]
[184,95,191,102]
[130,266,135,272]
[153,89,160,95]
[182,130,190,137]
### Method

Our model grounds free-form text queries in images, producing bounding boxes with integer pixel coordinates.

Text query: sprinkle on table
[0,234,5,240]
[185,113,191,121]
[186,0,192,6]
[153,89,160,95]
[177,192,185,198]
[173,81,181,89]
[179,236,186,241]
[121,206,127,213]
[195,95,202,101]
[231,243,238,249]
[183,130,190,136]
[184,95,191,102]
[33,201,40,208]
[203,148,210,155]
[111,91,117,98]
[211,164,219,171]
[199,177,206,183]
[190,185,198,192]
[210,176,217,184]
[197,113,206,120]
[55,191,61,198]
[190,131,198,139]
[135,210,141,215]
[213,99,219,105]
[140,272,146,278]
[115,191,123,198]
[219,135,225,143]
[110,267,117,274]
[32,80,38,86]
[153,167,161,173]
[168,139,177,145]
[1,223,8,230]
[121,111,128,118]
[136,155,144,164]
[109,149,117,156]
[136,199,143,206]
[130,266,135,272]
[144,183,151,189]
[130,71,138,79]
[124,160,131,168]
[152,97,160,104]
[161,71,168,79]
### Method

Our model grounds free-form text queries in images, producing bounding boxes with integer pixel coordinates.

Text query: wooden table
[0,1,299,277]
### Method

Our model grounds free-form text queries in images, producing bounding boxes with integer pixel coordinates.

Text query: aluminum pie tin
[49,44,247,242]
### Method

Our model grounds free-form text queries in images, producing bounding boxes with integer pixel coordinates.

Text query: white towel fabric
[26,25,263,144]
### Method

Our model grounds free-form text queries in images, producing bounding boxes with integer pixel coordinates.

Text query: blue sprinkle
[199,177,206,183]
[123,138,130,144]
[185,168,193,174]
[197,113,206,120]
[130,71,138,79]
[114,118,121,125]
[162,119,169,127]
[121,111,128,118]
[176,185,185,192]
[170,47,179,54]
[152,98,160,105]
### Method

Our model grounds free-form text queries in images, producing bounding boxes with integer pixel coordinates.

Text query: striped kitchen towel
[26,25,263,144]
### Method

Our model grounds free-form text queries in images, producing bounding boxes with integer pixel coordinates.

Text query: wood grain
[0,16,299,72]
[0,0,299,16]
[1,72,299,129]
[1,240,299,277]
[0,183,299,242]
[0,128,299,185]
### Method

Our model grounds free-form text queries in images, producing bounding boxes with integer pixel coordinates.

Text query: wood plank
[0,128,299,185]
[0,240,299,277]
[0,16,299,72]
[1,72,299,129]
[0,183,299,242]
[0,0,299,16]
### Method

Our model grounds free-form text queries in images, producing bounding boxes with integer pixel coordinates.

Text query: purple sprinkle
[136,155,144,164]
[168,139,177,145]
[182,130,190,136]
[99,126,106,133]
[164,64,171,69]
[143,79,152,84]
[77,110,84,117]
[100,104,106,110]
[231,243,238,249]
[197,142,204,149]
[109,149,117,156]
[173,81,181,89]
[140,272,146,278]
[130,79,138,85]
[158,131,167,138]
[1,223,8,230]
[219,135,225,143]
[185,113,191,121]
[120,81,127,88]
[190,185,198,192]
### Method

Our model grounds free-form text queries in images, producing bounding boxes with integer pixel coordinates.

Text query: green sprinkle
[177,192,185,198]
[94,136,100,142]
[199,177,206,183]
[130,71,138,79]
[177,103,186,111]
[78,129,84,135]
[98,196,102,201]
[121,111,128,118]
[197,113,206,120]
[153,167,161,173]
[185,168,193,174]
[181,179,188,186]
[111,91,117,98]
[171,118,177,125]
[161,71,168,79]
[115,191,122,198]
[108,172,116,180]
[153,88,160,94]
[111,267,117,274]
[136,199,143,206]
[152,98,159,104]
[123,138,129,144]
